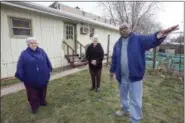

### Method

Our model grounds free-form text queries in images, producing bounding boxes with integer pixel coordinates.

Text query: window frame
[8,16,33,38]
[65,24,74,40]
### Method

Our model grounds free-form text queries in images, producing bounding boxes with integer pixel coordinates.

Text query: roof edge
[1,2,119,31]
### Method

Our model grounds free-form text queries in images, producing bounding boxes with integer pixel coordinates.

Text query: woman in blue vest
[15,37,52,114]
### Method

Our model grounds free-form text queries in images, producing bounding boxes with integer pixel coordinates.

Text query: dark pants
[25,84,47,112]
[89,68,102,89]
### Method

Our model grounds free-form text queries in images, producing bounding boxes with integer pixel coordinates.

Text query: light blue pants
[119,76,143,123]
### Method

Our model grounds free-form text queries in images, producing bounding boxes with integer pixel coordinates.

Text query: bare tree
[172,36,184,43]
[136,15,162,34]
[100,1,161,33]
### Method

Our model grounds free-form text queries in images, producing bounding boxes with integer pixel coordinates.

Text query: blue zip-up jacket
[15,47,52,87]
[110,32,166,83]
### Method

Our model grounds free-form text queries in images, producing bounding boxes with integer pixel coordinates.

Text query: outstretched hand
[158,25,179,38]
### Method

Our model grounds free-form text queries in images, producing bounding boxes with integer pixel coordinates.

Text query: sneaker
[115,110,129,117]
[40,100,48,106]
[40,103,47,106]
[32,109,38,114]
[96,88,100,92]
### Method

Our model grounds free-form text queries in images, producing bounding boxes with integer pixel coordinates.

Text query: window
[89,27,94,37]
[9,17,32,37]
[66,25,74,40]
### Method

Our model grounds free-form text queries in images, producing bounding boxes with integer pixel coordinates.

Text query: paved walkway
[1,66,88,97]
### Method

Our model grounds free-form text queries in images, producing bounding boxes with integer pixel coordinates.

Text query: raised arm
[139,25,179,50]
[139,32,166,50]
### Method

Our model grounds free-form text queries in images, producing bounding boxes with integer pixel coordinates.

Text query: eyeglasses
[120,27,128,30]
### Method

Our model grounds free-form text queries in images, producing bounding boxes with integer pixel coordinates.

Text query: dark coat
[86,43,104,70]
[15,47,52,87]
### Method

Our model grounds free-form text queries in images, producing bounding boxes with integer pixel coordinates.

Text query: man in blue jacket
[110,23,179,123]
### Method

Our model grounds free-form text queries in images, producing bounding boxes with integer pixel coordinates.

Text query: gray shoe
[115,110,129,117]
[96,88,100,92]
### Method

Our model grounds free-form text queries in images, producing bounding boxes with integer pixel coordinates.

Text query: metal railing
[63,41,75,64]
[76,40,86,58]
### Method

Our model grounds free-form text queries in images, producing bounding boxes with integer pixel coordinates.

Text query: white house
[1,2,120,79]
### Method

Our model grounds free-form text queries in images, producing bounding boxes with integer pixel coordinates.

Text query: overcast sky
[34,2,184,37]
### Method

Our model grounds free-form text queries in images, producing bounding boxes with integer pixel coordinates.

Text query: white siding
[77,24,119,55]
[1,5,119,79]
[1,5,68,78]
[76,24,91,46]
[109,31,120,55]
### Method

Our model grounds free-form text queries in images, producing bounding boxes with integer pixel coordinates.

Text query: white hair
[92,34,98,42]
[119,22,130,29]
[26,37,37,45]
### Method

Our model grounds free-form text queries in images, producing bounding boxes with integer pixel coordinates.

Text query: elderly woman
[15,37,52,114]
[86,35,104,92]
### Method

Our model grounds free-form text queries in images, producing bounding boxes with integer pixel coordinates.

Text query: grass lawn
[1,67,184,123]
[1,78,20,87]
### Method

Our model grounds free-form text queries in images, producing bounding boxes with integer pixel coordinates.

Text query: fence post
[179,41,182,73]
[153,47,156,69]
[80,45,82,58]
[107,34,110,66]
[67,47,69,56]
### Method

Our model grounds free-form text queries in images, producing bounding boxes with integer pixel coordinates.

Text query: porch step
[73,61,88,67]
[65,54,87,67]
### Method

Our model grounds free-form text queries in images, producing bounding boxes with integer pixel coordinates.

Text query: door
[63,24,76,55]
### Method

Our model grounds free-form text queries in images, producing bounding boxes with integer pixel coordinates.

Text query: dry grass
[1,67,184,123]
